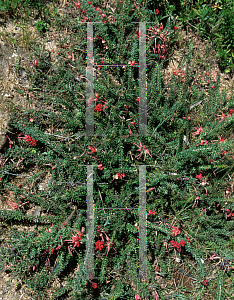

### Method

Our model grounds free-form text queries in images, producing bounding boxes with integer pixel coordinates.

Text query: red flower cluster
[147,210,156,216]
[98,163,103,170]
[180,239,186,247]
[96,226,117,256]
[113,173,125,181]
[32,60,38,66]
[64,229,83,256]
[94,103,103,112]
[196,173,203,180]
[170,240,180,249]
[18,133,37,146]
[88,146,96,154]
[92,282,98,289]
[171,227,181,236]
[128,60,137,66]
[72,0,81,9]
[226,208,234,217]
[95,240,104,251]
[215,109,233,124]
[171,239,186,249]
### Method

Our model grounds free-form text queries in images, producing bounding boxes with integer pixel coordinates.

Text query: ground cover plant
[0,0,234,299]
[147,0,234,74]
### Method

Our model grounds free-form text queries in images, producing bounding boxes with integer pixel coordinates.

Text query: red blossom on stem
[180,239,186,247]
[5,135,13,148]
[226,209,234,217]
[147,210,156,216]
[88,146,96,154]
[18,133,37,146]
[64,230,83,253]
[95,240,104,251]
[134,140,152,161]
[98,163,103,170]
[171,227,181,236]
[170,240,180,249]
[196,173,203,180]
[94,103,103,112]
[192,123,203,137]
[215,110,230,124]
[6,200,21,210]
[72,0,81,9]
[202,279,207,286]
[92,282,98,289]
[112,173,125,181]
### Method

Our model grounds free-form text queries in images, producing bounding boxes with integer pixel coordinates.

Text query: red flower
[147,210,156,216]
[226,209,234,217]
[192,123,203,137]
[104,240,117,257]
[229,109,233,115]
[202,279,207,286]
[112,173,125,181]
[92,282,98,289]
[18,134,32,142]
[170,240,180,249]
[30,140,37,146]
[174,26,177,30]
[88,1,91,4]
[187,238,191,243]
[72,0,81,9]
[171,227,181,236]
[88,146,96,154]
[155,9,159,14]
[180,239,186,247]
[134,140,152,161]
[64,230,83,251]
[196,173,203,180]
[95,240,104,251]
[94,104,103,112]
[98,163,103,170]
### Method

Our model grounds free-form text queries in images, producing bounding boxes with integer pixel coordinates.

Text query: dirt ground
[0,2,234,299]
